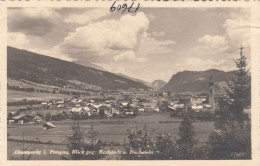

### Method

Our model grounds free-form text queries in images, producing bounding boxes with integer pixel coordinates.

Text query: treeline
[7,84,94,96]
[8,84,35,92]
[8,84,52,93]
[59,90,91,96]
[44,111,136,122]
[121,114,250,160]
[7,99,41,106]
[171,111,216,121]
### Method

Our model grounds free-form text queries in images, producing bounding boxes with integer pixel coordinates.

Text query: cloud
[58,12,174,64]
[8,8,176,73]
[223,9,251,50]
[137,32,176,56]
[186,57,226,69]
[9,8,246,82]
[182,8,251,72]
[8,8,61,36]
[114,51,147,63]
[174,57,233,73]
[64,9,110,24]
[8,32,75,62]
[152,31,165,37]
[198,35,229,52]
[8,32,30,49]
[62,12,149,51]
[197,9,250,55]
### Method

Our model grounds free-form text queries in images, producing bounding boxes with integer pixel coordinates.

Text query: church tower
[208,75,215,109]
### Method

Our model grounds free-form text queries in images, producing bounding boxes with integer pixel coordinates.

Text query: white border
[1,1,259,166]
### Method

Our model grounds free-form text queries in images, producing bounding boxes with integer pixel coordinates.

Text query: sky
[7,7,251,82]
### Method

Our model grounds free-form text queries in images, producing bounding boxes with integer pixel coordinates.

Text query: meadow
[8,90,71,102]
[7,112,214,160]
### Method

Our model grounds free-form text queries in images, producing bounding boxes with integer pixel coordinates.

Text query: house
[71,107,86,114]
[132,99,139,104]
[111,108,120,115]
[12,114,31,124]
[57,100,64,104]
[144,106,153,112]
[29,112,43,122]
[99,106,111,116]
[8,120,15,125]
[84,139,102,145]
[83,106,92,116]
[41,102,48,106]
[154,107,160,112]
[138,108,145,112]
[125,110,134,115]
[77,100,83,103]
[203,104,212,109]
[191,105,203,112]
[19,106,28,112]
[48,103,53,108]
[71,99,77,103]
[43,122,56,129]
[121,102,128,108]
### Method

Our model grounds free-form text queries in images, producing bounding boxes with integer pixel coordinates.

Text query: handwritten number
[110,1,141,14]
[121,4,127,14]
[134,3,140,13]
[110,1,116,12]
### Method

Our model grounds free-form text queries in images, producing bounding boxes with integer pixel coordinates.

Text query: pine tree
[226,44,250,123]
[177,114,197,159]
[66,121,86,160]
[208,44,251,159]
[66,120,103,160]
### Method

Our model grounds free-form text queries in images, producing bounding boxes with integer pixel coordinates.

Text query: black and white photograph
[6,7,251,160]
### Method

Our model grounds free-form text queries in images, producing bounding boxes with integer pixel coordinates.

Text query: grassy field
[7,112,214,160]
[8,90,72,102]
[8,79,59,90]
[7,106,69,114]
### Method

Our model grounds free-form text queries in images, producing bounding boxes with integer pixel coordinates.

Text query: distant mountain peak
[148,79,166,90]
[161,69,236,93]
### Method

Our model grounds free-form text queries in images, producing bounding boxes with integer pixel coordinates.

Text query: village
[7,81,222,127]
[7,76,235,160]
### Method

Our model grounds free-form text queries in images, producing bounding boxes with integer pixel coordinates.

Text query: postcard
[0,0,260,165]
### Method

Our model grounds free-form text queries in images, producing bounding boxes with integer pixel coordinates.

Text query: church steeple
[208,75,215,109]
[209,75,214,87]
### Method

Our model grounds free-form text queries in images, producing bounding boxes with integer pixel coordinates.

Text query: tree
[208,121,251,159]
[66,121,86,160]
[9,132,37,160]
[208,45,251,159]
[8,112,13,120]
[214,98,231,130]
[158,100,168,112]
[155,133,177,159]
[122,126,155,160]
[45,113,51,121]
[177,114,197,159]
[66,120,103,160]
[99,109,105,119]
[226,44,250,123]
[52,88,56,94]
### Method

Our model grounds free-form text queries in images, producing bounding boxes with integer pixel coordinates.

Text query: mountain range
[161,69,236,93]
[7,46,239,93]
[7,46,150,90]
